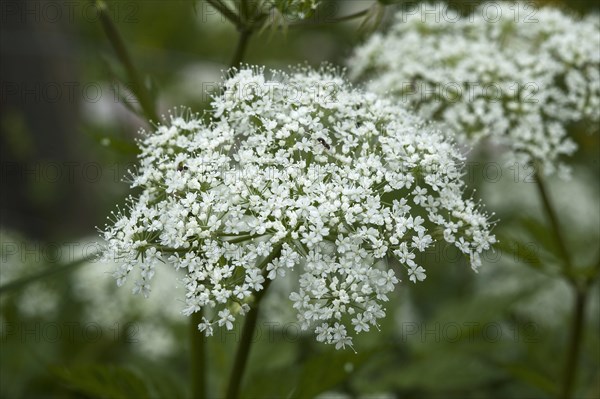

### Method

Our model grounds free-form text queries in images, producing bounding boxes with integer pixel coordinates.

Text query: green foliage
[293,349,375,397]
[54,365,152,399]
[53,364,185,399]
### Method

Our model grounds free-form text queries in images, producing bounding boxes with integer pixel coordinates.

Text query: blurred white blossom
[0,234,185,359]
[73,252,185,326]
[101,66,495,349]
[348,2,600,176]
[0,231,60,319]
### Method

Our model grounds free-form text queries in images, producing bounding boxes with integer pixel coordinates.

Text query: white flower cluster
[102,66,495,349]
[348,2,600,176]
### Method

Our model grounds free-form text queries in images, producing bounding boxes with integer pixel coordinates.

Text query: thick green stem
[206,0,243,29]
[95,0,159,122]
[224,245,282,399]
[190,310,207,399]
[533,171,586,399]
[559,288,587,399]
[239,0,250,22]
[229,29,252,67]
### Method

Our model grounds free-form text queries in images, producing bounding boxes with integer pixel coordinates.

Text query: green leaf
[88,129,139,155]
[517,217,561,261]
[382,353,498,392]
[494,234,542,269]
[52,364,162,399]
[242,365,299,399]
[293,349,374,398]
[497,362,557,396]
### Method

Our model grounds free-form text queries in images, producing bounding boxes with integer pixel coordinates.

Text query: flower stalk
[224,245,282,399]
[94,0,159,122]
[533,171,586,399]
[206,0,243,29]
[230,28,253,67]
[559,287,587,399]
[533,172,573,276]
[190,310,207,399]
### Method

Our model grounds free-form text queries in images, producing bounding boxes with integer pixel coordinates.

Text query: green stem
[239,0,250,22]
[0,252,98,295]
[559,288,587,399]
[204,0,253,68]
[229,29,252,67]
[206,0,243,29]
[190,310,207,399]
[224,245,282,399]
[533,171,573,274]
[533,170,586,399]
[321,8,370,23]
[94,0,159,122]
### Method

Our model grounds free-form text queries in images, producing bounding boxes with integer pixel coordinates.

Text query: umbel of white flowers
[101,66,495,349]
[348,2,600,177]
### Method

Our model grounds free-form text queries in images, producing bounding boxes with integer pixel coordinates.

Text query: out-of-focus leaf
[293,348,375,398]
[242,365,299,399]
[52,364,167,399]
[495,234,543,269]
[518,217,562,261]
[386,353,500,392]
[498,362,557,396]
[239,334,299,398]
[363,290,549,395]
[131,360,187,399]
[88,130,139,155]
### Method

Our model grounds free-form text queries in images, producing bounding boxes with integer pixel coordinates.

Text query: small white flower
[408,265,427,283]
[198,317,214,336]
[217,309,235,330]
[352,314,370,333]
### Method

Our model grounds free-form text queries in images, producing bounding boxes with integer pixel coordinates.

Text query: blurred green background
[1,0,599,398]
